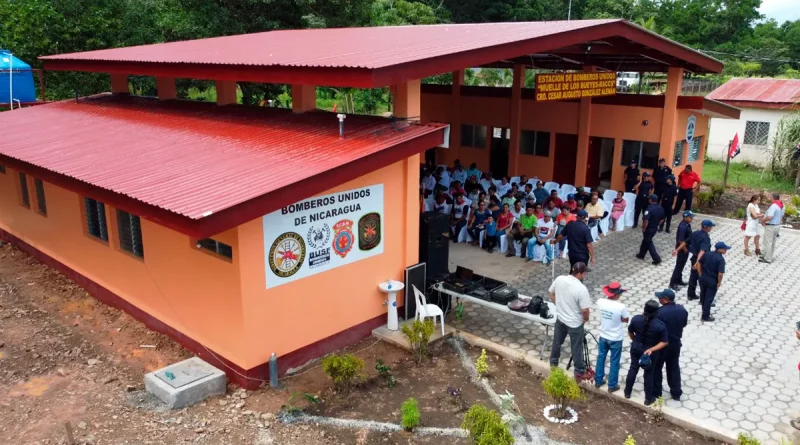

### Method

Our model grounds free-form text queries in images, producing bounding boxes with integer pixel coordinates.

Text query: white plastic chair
[527,178,539,187]
[559,184,576,201]
[413,285,445,336]
[603,189,617,203]
[623,192,636,227]
[480,179,493,192]
[510,176,521,186]
[544,181,560,195]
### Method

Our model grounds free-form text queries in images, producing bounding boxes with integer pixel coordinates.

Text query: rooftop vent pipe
[337,113,346,138]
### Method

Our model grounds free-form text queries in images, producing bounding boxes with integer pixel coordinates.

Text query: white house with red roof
[707,78,800,166]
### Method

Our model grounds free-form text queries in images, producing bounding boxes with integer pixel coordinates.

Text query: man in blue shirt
[467,200,492,245]
[632,172,654,228]
[636,194,665,265]
[532,180,549,206]
[696,241,729,322]
[669,211,694,291]
[653,158,673,201]
[658,175,678,233]
[675,220,715,301]
[654,288,688,401]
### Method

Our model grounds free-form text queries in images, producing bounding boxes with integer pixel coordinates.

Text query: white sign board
[686,114,697,144]
[263,184,384,289]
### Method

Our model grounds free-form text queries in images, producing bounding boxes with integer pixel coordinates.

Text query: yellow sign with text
[535,72,617,101]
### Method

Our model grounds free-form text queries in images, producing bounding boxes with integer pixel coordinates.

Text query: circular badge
[358,212,381,251]
[268,232,306,278]
[307,224,331,249]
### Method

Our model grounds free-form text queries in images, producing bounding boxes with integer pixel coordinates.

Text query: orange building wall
[422,91,710,192]
[236,159,416,369]
[673,110,709,177]
[0,168,247,365]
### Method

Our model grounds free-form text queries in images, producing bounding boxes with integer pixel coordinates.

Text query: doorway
[552,133,578,185]
[490,127,509,178]
[586,137,614,188]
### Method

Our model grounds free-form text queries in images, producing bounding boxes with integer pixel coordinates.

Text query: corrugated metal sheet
[707,78,800,105]
[0,95,443,219]
[41,20,620,68]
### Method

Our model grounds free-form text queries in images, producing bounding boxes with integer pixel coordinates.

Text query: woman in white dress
[744,195,762,256]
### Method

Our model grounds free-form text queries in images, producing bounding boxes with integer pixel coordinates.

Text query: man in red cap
[594,281,630,393]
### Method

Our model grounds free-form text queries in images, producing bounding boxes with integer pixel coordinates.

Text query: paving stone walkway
[447,216,800,444]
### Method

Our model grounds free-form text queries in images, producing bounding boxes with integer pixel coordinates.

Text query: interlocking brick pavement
[447,217,800,444]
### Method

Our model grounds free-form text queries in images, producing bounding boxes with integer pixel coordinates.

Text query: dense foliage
[1,0,798,103]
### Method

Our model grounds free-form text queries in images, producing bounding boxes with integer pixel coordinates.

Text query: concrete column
[110,74,129,94]
[291,85,317,113]
[659,67,685,165]
[403,153,421,272]
[508,64,525,176]
[392,79,421,119]
[574,66,596,186]
[215,80,238,106]
[156,77,177,100]
[446,70,465,165]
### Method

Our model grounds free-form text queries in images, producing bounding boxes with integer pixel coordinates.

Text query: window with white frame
[743,121,770,148]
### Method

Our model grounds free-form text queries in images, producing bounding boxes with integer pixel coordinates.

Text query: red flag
[729,133,741,159]
[332,103,337,112]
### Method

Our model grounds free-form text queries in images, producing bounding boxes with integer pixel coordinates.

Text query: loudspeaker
[419,211,450,279]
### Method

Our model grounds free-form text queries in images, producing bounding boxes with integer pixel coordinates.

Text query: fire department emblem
[268,232,306,278]
[332,219,355,258]
[307,224,331,249]
[358,213,381,251]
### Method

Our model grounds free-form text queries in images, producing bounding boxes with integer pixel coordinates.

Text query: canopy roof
[42,20,723,88]
[708,78,800,110]
[0,95,445,237]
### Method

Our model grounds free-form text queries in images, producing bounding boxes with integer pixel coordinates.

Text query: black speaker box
[419,211,450,278]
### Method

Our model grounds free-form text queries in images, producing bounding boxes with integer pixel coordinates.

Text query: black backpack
[527,296,544,315]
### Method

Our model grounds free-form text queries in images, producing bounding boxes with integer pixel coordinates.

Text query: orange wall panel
[0,169,247,365]
[237,159,415,368]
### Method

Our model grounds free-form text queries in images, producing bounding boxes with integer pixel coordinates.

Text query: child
[484,215,497,253]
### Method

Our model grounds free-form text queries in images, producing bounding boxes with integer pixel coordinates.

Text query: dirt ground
[0,242,723,445]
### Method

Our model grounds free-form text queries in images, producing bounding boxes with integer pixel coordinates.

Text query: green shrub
[462,404,514,445]
[375,359,396,388]
[736,207,746,219]
[400,398,420,431]
[624,435,636,445]
[542,367,584,418]
[710,184,726,197]
[321,353,364,393]
[792,195,800,207]
[475,349,489,378]
[737,433,762,445]
[786,204,798,218]
[401,319,436,363]
[696,191,713,207]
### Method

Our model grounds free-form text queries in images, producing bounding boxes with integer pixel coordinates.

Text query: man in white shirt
[496,176,512,197]
[435,166,451,188]
[759,192,785,264]
[594,281,630,393]
[422,169,436,197]
[452,163,467,185]
[527,210,555,263]
[549,262,593,380]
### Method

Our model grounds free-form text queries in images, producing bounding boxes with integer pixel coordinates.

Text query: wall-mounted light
[642,120,649,126]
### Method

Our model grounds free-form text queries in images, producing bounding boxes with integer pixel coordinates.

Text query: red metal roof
[707,78,800,107]
[41,20,723,87]
[0,96,444,235]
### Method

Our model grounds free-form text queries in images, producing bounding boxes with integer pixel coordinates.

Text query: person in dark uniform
[636,194,665,265]
[676,220,714,301]
[632,172,654,228]
[555,209,596,269]
[696,241,729,322]
[624,300,669,405]
[653,158,673,200]
[624,159,640,193]
[669,211,695,291]
[654,289,688,401]
[657,175,677,233]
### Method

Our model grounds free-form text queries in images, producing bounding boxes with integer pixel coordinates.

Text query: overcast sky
[759,0,799,23]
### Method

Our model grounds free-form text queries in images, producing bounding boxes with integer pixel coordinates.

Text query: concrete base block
[144,357,226,409]
[372,319,453,351]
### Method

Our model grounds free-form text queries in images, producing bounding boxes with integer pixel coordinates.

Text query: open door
[490,128,509,178]
[585,137,603,188]
[552,133,578,185]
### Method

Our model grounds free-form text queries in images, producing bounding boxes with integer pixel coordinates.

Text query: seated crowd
[421,160,625,264]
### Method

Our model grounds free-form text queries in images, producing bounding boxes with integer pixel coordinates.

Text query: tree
[371,0,446,25]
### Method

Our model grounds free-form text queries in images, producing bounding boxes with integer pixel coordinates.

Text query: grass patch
[702,160,796,194]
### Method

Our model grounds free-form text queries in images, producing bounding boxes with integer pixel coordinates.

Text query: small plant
[475,349,489,378]
[462,404,514,445]
[499,391,530,440]
[513,352,528,369]
[542,367,584,419]
[792,195,800,207]
[322,353,364,394]
[400,398,420,431]
[786,204,798,218]
[736,207,746,219]
[646,396,665,423]
[447,386,468,411]
[624,435,636,445]
[281,392,318,414]
[401,319,435,363]
[696,190,713,207]
[455,301,464,336]
[375,359,397,388]
[737,433,762,445]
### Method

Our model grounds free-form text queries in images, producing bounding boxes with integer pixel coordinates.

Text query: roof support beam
[574,65,596,187]
[508,64,525,176]
[392,79,421,120]
[291,85,317,113]
[659,67,684,166]
[216,80,237,105]
[157,77,177,100]
[110,73,129,94]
